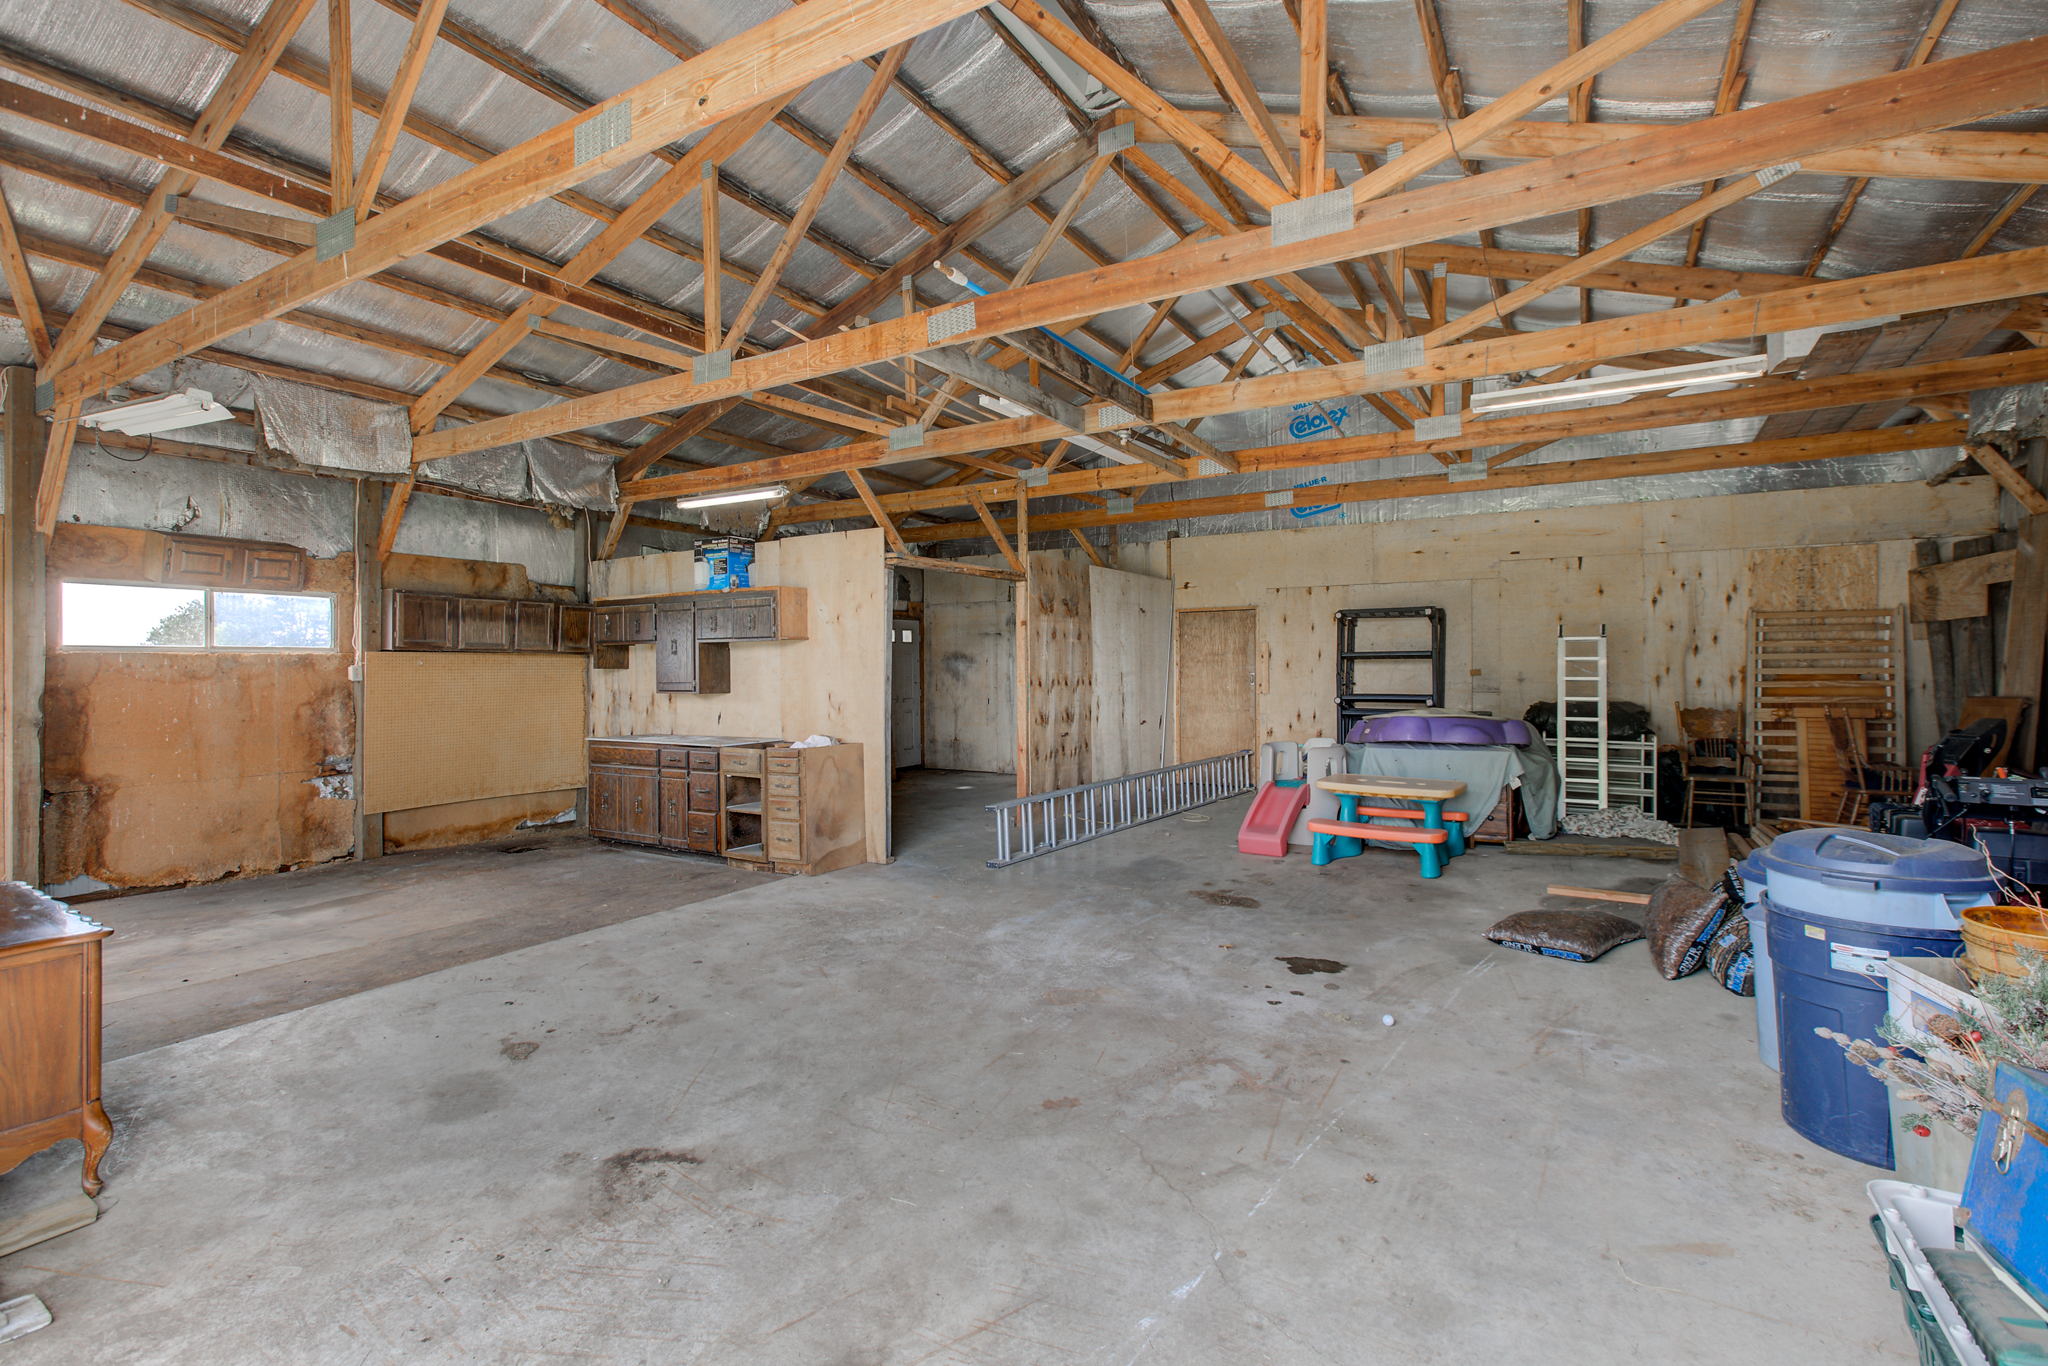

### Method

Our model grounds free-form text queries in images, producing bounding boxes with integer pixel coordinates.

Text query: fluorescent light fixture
[978,395,1144,465]
[77,387,233,436]
[674,485,788,510]
[1468,354,1771,415]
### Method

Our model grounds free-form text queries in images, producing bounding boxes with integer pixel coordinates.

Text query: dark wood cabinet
[458,597,513,651]
[654,608,696,692]
[389,590,457,650]
[243,546,305,591]
[0,885,112,1198]
[589,738,781,853]
[513,601,557,652]
[385,591,590,654]
[559,605,592,652]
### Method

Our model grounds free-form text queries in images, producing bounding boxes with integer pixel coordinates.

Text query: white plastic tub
[1867,1180,1989,1366]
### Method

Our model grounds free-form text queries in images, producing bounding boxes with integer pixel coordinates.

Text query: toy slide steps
[1239,782,1311,858]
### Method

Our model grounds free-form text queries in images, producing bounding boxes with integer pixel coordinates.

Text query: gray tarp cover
[1333,721,1562,842]
[250,376,411,474]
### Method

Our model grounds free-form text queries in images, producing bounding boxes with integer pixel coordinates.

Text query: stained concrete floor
[2,771,1914,1363]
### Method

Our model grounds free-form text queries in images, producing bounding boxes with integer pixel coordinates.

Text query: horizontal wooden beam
[884,553,1022,582]
[1124,109,2048,184]
[892,421,1972,542]
[622,244,2048,502]
[418,36,2048,462]
[55,0,988,401]
[765,346,2033,525]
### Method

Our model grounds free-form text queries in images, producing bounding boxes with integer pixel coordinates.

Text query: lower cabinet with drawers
[589,736,781,855]
[588,736,865,874]
[719,741,866,876]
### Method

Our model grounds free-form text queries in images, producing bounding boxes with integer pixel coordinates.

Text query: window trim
[57,578,340,654]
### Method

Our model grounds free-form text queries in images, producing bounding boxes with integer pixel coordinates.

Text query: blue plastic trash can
[1760,829,1997,1168]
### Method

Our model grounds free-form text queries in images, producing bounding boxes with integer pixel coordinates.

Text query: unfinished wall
[41,525,356,891]
[588,528,891,862]
[1169,479,2003,758]
[923,568,1016,773]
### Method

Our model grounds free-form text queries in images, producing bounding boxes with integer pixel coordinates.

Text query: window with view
[60,582,336,651]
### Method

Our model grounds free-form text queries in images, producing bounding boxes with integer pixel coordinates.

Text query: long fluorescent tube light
[978,395,1144,465]
[1468,354,1771,415]
[675,485,788,510]
[77,387,232,436]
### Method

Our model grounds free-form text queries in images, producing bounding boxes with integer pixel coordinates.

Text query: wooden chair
[1823,707,1914,826]
[1674,706,1756,829]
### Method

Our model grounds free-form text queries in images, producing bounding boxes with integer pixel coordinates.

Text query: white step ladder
[1556,628,1609,813]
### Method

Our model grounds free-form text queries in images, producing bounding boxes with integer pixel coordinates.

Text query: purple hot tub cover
[1347,714,1533,746]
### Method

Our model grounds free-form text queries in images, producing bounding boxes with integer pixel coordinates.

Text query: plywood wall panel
[923,569,1016,774]
[1024,551,1093,791]
[1087,565,1172,779]
[364,653,588,814]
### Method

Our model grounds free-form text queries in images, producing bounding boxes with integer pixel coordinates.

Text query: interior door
[1174,608,1256,761]
[892,617,923,769]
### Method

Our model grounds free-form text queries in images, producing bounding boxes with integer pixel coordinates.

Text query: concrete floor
[1,771,1913,1363]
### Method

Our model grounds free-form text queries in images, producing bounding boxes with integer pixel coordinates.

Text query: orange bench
[1306,819,1451,878]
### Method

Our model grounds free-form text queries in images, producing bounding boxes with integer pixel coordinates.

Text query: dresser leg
[80,1101,111,1197]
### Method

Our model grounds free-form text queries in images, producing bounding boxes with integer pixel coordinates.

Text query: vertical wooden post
[2004,437,2048,768]
[352,477,384,859]
[2,367,46,883]
[1013,489,1032,798]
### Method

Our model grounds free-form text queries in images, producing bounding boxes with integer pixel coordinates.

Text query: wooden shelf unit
[719,742,866,876]
[588,586,808,694]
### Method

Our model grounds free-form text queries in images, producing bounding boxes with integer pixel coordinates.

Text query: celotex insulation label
[1284,401,1344,519]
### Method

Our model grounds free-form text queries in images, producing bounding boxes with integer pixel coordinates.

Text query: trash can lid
[1760,827,1996,895]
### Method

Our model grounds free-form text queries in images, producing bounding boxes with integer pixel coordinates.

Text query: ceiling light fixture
[77,387,233,436]
[674,485,789,510]
[1467,354,1771,415]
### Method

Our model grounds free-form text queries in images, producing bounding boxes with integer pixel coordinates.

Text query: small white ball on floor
[1382,1015,1396,1026]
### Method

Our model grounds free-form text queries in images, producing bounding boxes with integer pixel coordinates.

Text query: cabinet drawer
[590,743,660,768]
[688,772,718,810]
[765,795,801,822]
[721,748,764,776]
[695,606,732,641]
[765,751,802,774]
[765,772,801,799]
[766,820,803,861]
[688,748,720,771]
[659,748,693,770]
[686,812,717,848]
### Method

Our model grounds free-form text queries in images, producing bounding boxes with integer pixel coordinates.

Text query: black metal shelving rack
[1335,606,1446,737]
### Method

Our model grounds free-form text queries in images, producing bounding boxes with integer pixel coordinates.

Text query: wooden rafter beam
[419,40,2048,463]
[890,422,1972,543]
[1296,0,1326,197]
[633,272,2048,506]
[1802,0,1962,276]
[54,0,988,407]
[997,0,1292,211]
[327,0,352,213]
[847,471,908,554]
[1423,168,1774,347]
[1118,109,2048,185]
[1967,443,2048,516]
[0,181,50,364]
[350,0,448,221]
[1169,0,1296,187]
[727,46,907,345]
[406,93,791,433]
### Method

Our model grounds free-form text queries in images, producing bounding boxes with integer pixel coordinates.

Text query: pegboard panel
[363,653,587,814]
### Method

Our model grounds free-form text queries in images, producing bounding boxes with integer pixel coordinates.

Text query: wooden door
[655,608,697,692]
[1174,608,1256,761]
[624,604,656,643]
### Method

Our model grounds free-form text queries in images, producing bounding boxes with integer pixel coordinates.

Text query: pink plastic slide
[1237,782,1312,858]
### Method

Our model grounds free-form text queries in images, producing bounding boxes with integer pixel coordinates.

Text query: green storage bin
[1872,1215,1966,1366]
[1926,1248,2048,1366]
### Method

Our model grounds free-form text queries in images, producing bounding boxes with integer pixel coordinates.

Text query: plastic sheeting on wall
[392,490,582,589]
[1971,383,2046,443]
[55,444,356,557]
[249,376,412,475]
[525,438,618,512]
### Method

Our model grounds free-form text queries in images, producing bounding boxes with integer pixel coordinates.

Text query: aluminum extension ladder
[1556,628,1609,813]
